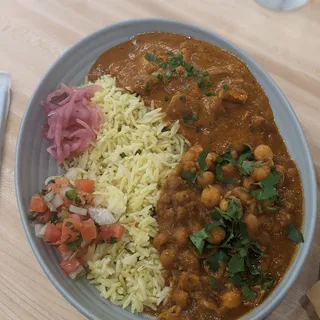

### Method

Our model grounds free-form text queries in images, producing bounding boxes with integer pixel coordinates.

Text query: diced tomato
[80,219,97,241]
[30,194,47,213]
[61,218,82,243]
[55,177,70,187]
[56,222,63,231]
[70,214,82,222]
[46,183,59,194]
[74,179,95,193]
[43,223,61,243]
[77,245,89,265]
[58,243,71,254]
[100,223,125,242]
[60,258,81,275]
[93,232,103,245]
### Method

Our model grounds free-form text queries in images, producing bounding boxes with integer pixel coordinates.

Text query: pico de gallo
[29,176,125,279]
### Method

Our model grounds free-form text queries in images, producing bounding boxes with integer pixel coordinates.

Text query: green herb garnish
[180,95,186,102]
[287,223,304,243]
[65,237,83,250]
[239,160,255,175]
[182,112,198,122]
[144,52,158,62]
[181,171,198,184]
[189,228,210,254]
[197,150,209,172]
[251,170,281,201]
[65,189,77,200]
[151,72,163,80]
[204,91,216,96]
[223,83,229,90]
[210,278,221,291]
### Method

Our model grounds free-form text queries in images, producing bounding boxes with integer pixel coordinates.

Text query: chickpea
[160,248,177,269]
[153,233,169,250]
[254,144,273,161]
[174,190,194,204]
[251,165,271,182]
[201,185,221,208]
[243,177,255,190]
[181,150,197,163]
[246,200,257,215]
[221,289,241,309]
[276,210,291,227]
[189,145,203,154]
[287,167,297,180]
[198,299,218,311]
[182,161,197,173]
[197,171,214,186]
[206,152,218,169]
[232,187,252,204]
[207,227,226,245]
[243,214,259,236]
[219,198,229,211]
[179,250,200,271]
[173,289,189,309]
[222,163,237,178]
[174,227,189,246]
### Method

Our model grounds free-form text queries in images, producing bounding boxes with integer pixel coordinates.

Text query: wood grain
[0,0,319,319]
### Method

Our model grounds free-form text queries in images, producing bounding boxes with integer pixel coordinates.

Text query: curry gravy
[89,32,303,320]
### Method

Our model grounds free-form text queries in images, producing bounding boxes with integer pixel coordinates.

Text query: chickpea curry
[89,32,304,320]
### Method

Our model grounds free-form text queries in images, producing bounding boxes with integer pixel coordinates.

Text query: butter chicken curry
[89,32,304,320]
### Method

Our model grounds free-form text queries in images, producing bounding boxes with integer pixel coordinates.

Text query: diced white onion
[93,195,104,206]
[65,168,87,181]
[43,191,54,202]
[88,206,117,225]
[44,175,60,186]
[60,186,72,197]
[35,223,49,238]
[69,265,85,279]
[51,194,63,210]
[69,204,87,216]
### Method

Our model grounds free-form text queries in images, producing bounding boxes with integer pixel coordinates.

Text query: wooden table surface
[1,0,320,319]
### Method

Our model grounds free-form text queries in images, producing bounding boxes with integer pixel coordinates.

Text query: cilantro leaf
[65,189,77,200]
[211,209,222,221]
[65,237,82,250]
[216,146,234,165]
[251,170,281,201]
[182,113,198,122]
[198,150,209,172]
[228,254,245,274]
[230,274,243,286]
[189,228,209,254]
[237,144,253,164]
[262,273,275,289]
[241,283,256,300]
[206,254,220,272]
[205,221,224,231]
[144,52,158,62]
[210,278,221,291]
[239,160,255,175]
[181,171,198,184]
[287,223,304,244]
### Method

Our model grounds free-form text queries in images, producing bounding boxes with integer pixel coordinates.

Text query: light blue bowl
[15,18,317,320]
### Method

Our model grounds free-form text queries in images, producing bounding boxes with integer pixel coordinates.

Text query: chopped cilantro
[151,72,163,80]
[181,171,198,184]
[287,223,304,243]
[65,237,82,250]
[28,211,38,221]
[251,170,281,201]
[189,228,210,254]
[108,236,118,244]
[241,283,256,300]
[160,61,167,69]
[167,50,174,55]
[202,71,209,76]
[210,278,221,291]
[48,212,59,224]
[204,91,216,96]
[228,254,245,275]
[237,144,253,164]
[223,83,229,90]
[197,150,209,172]
[164,70,172,80]
[144,52,158,62]
[196,126,202,133]
[182,112,198,122]
[206,254,221,272]
[65,189,77,200]
[184,84,190,91]
[239,160,255,175]
[180,95,186,102]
